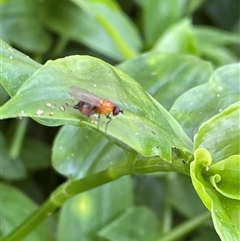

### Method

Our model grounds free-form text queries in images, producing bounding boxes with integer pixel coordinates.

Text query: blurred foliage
[0,0,239,241]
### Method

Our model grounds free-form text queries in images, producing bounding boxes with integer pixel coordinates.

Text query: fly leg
[105,114,112,133]
[97,114,100,129]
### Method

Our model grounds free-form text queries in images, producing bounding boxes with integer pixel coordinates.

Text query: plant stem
[9,118,28,160]
[3,161,131,241]
[3,157,188,240]
[156,212,211,241]
[134,157,188,175]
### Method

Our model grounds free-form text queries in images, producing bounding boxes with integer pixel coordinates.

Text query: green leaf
[142,0,181,47]
[154,19,199,55]
[0,132,27,180]
[42,0,141,61]
[0,55,192,161]
[194,26,240,46]
[208,156,240,200]
[1,0,52,54]
[198,44,239,66]
[190,149,240,241]
[57,177,133,241]
[0,40,41,97]
[170,63,240,139]
[194,102,240,162]
[97,206,159,241]
[169,174,206,218]
[0,182,54,240]
[52,125,126,179]
[0,83,9,106]
[118,52,213,110]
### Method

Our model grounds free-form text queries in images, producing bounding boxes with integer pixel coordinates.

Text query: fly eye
[113,106,123,115]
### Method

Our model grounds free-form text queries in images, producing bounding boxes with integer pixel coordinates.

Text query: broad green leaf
[118,52,213,110]
[170,63,240,139]
[194,26,240,46]
[52,125,127,179]
[154,19,199,55]
[142,0,181,47]
[0,182,54,241]
[133,175,166,220]
[0,40,41,96]
[1,0,51,54]
[198,44,239,66]
[71,0,142,59]
[169,174,206,218]
[97,206,159,241]
[0,55,192,161]
[42,0,141,61]
[190,149,240,241]
[194,102,240,162]
[0,132,27,180]
[209,156,240,200]
[57,177,133,241]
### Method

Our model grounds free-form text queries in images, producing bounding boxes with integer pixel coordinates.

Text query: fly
[70,86,123,132]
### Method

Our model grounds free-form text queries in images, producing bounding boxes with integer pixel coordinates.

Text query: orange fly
[70,86,123,132]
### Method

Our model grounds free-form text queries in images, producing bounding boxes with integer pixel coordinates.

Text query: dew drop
[218,86,223,91]
[49,112,54,116]
[60,105,66,111]
[20,110,25,115]
[217,94,220,97]
[46,103,52,108]
[36,109,44,115]
[219,109,222,112]
[9,56,13,59]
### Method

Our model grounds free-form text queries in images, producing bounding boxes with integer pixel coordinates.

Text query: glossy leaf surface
[118,51,213,110]
[170,63,240,139]
[0,55,192,161]
[0,40,41,96]
[194,102,240,162]
[52,125,126,179]
[97,206,159,241]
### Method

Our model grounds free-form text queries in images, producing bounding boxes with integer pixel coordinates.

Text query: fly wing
[70,86,100,106]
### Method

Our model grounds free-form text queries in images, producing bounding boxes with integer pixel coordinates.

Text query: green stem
[156,212,211,241]
[3,161,132,241]
[9,118,28,159]
[3,201,57,241]
[3,157,187,240]
[134,157,188,175]
[161,173,175,233]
